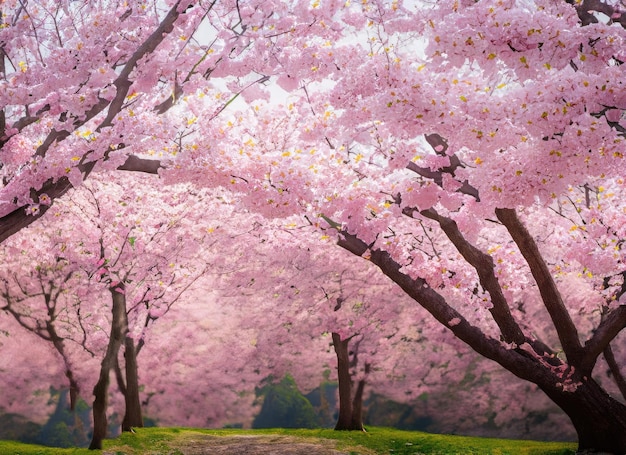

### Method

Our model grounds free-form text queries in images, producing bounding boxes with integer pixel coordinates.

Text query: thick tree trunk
[332,332,354,430]
[540,378,626,454]
[121,336,143,432]
[89,286,128,450]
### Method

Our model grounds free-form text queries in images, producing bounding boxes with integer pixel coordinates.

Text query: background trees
[1,171,213,448]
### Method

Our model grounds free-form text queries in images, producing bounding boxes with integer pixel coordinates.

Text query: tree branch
[405,152,480,201]
[495,208,583,366]
[0,154,161,244]
[117,155,162,174]
[604,342,626,401]
[421,208,527,346]
[335,229,557,384]
[564,0,626,28]
[582,306,626,373]
[98,0,190,131]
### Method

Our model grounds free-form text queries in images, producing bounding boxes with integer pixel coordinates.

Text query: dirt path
[169,434,360,454]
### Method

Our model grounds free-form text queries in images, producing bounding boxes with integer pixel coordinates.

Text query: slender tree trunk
[121,336,143,432]
[350,377,365,431]
[65,369,81,412]
[604,344,626,402]
[332,332,365,431]
[89,286,127,450]
[47,322,80,411]
[332,332,354,430]
[350,363,370,432]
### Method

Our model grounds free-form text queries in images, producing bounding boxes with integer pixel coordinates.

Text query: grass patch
[0,426,577,454]
[238,427,577,455]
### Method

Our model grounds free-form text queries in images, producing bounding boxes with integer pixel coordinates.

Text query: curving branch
[0,0,189,244]
[335,228,556,385]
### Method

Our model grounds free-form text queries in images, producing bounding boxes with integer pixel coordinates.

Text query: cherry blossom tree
[0,255,94,412]
[0,207,106,417]
[215,224,485,431]
[49,173,209,449]
[162,1,626,452]
[0,0,305,241]
[0,171,212,448]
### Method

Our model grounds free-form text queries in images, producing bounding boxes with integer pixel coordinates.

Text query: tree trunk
[121,336,143,432]
[350,362,370,432]
[66,369,81,412]
[332,332,365,431]
[332,332,354,430]
[89,286,128,450]
[540,378,626,454]
[46,321,80,411]
[336,229,626,452]
[350,377,365,431]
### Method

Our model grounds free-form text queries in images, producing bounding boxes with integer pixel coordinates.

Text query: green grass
[0,427,577,454]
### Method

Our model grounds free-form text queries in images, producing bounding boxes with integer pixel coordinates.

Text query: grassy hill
[0,427,577,454]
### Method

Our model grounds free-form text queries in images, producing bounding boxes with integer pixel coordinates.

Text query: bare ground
[167,433,365,455]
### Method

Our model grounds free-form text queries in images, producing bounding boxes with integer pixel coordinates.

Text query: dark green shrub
[252,375,318,429]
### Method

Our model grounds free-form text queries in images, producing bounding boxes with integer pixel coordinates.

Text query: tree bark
[89,286,128,450]
[332,333,354,430]
[350,362,370,431]
[539,378,626,454]
[332,332,365,431]
[47,321,80,411]
[350,376,366,431]
[604,344,626,401]
[121,336,143,432]
[336,228,626,453]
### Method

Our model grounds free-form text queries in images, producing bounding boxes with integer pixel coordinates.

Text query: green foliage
[35,389,91,448]
[252,375,319,429]
[364,394,433,432]
[0,427,577,454]
[305,381,337,428]
[0,413,41,444]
